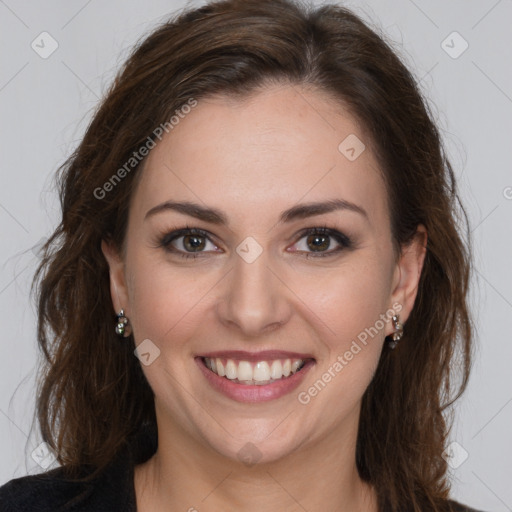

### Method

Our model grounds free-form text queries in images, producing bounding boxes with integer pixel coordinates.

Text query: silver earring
[115,309,132,338]
[388,315,403,349]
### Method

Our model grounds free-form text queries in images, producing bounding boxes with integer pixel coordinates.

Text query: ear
[101,239,129,314]
[388,225,427,332]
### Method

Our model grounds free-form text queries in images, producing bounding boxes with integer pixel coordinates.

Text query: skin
[102,84,427,512]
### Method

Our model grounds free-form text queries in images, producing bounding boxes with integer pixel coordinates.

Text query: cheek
[297,256,391,391]
[125,253,234,359]
[125,250,205,345]
[300,288,387,414]
[300,257,392,343]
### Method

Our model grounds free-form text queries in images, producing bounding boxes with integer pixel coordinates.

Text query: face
[103,84,426,465]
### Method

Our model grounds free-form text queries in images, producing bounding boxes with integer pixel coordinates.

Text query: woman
[0,0,483,510]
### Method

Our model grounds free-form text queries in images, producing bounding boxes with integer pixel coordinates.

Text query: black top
[0,424,157,512]
[0,426,486,511]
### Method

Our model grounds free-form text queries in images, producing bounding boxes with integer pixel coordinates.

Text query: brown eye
[159,228,220,258]
[306,233,331,252]
[289,227,352,258]
[181,234,206,252]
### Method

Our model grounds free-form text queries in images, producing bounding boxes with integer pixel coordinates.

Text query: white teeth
[283,359,291,377]
[225,359,237,380]
[291,360,302,373]
[238,361,253,381]
[253,361,270,381]
[270,360,282,379]
[203,357,308,384]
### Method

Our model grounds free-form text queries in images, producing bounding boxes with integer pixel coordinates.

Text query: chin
[200,425,304,467]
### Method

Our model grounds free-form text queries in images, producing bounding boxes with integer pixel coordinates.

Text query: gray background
[1,0,511,510]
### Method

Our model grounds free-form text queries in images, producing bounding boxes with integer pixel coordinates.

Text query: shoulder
[0,426,156,512]
[0,466,95,512]
[0,452,134,512]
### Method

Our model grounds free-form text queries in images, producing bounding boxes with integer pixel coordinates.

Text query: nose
[216,248,292,337]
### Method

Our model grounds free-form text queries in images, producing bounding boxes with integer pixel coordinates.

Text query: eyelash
[157,225,353,260]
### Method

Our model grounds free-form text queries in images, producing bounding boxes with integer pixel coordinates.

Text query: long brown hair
[33,1,473,510]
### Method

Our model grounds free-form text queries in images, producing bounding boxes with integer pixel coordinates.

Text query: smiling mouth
[200,356,312,386]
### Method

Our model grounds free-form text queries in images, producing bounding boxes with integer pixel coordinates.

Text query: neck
[135,410,378,512]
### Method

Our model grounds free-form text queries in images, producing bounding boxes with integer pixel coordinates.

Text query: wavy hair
[33,1,473,510]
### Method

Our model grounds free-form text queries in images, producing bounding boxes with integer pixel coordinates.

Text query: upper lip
[198,350,315,362]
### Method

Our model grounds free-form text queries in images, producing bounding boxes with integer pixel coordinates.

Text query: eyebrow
[144,198,368,225]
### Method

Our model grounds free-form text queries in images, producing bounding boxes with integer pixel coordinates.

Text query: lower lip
[195,357,315,403]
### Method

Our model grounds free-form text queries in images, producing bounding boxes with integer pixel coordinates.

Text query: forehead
[131,85,389,230]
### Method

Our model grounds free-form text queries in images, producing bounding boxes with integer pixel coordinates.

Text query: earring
[388,315,403,349]
[115,309,132,338]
